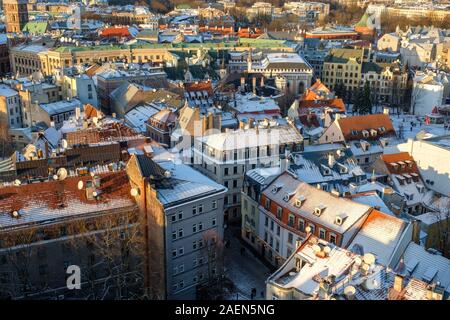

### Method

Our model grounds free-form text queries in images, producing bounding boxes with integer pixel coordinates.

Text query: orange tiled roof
[381,152,420,174]
[337,114,395,140]
[84,104,99,120]
[100,27,131,38]
[199,26,235,35]
[309,79,330,93]
[303,80,332,101]
[363,209,404,228]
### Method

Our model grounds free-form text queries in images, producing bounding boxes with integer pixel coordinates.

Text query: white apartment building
[193,124,303,222]
[411,70,449,116]
[59,73,98,107]
[284,2,330,19]
[247,2,274,19]
[397,136,450,197]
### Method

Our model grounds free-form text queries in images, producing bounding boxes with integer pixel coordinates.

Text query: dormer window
[271,183,283,194]
[362,130,369,138]
[321,164,332,176]
[416,184,425,194]
[338,163,348,174]
[351,130,359,136]
[397,175,406,185]
[283,191,296,202]
[405,192,414,201]
[295,195,306,207]
[370,129,377,137]
[380,138,389,147]
[335,213,348,226]
[379,126,386,133]
[314,204,326,216]
[403,174,412,184]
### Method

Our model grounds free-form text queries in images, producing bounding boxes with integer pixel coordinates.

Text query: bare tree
[196,229,225,299]
[430,200,450,258]
[65,209,146,299]
[0,228,38,299]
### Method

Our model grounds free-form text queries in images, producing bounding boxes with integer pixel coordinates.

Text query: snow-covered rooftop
[40,99,82,116]
[197,125,303,151]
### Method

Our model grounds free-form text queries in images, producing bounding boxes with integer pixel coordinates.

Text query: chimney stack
[393,274,404,292]
[252,77,257,95]
[328,153,335,167]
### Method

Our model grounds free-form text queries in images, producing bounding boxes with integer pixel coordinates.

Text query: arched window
[298,81,305,94]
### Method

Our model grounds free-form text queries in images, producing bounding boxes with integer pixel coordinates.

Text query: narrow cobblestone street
[223,226,272,300]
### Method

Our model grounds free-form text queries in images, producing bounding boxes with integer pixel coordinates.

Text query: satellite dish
[61,139,68,149]
[164,170,171,178]
[323,246,331,255]
[354,257,363,267]
[90,172,95,177]
[57,168,68,181]
[364,277,379,290]
[12,210,20,218]
[77,180,84,190]
[344,286,356,300]
[92,191,98,197]
[130,187,139,197]
[312,244,321,253]
[363,253,376,266]
[53,174,59,180]
[14,179,21,186]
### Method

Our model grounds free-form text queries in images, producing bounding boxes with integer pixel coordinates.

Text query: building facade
[3,0,29,33]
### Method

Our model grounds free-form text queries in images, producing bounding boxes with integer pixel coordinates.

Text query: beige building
[10,40,296,78]
[3,0,29,33]
[377,33,401,52]
[322,48,366,96]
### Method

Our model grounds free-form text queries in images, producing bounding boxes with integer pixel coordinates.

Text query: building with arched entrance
[246,52,314,97]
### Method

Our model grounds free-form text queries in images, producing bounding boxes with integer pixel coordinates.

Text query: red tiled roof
[298,98,346,112]
[299,114,320,128]
[64,122,141,146]
[184,80,213,95]
[0,171,134,223]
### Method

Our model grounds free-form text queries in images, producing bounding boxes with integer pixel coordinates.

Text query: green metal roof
[22,21,49,34]
[52,38,291,54]
[324,48,363,63]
